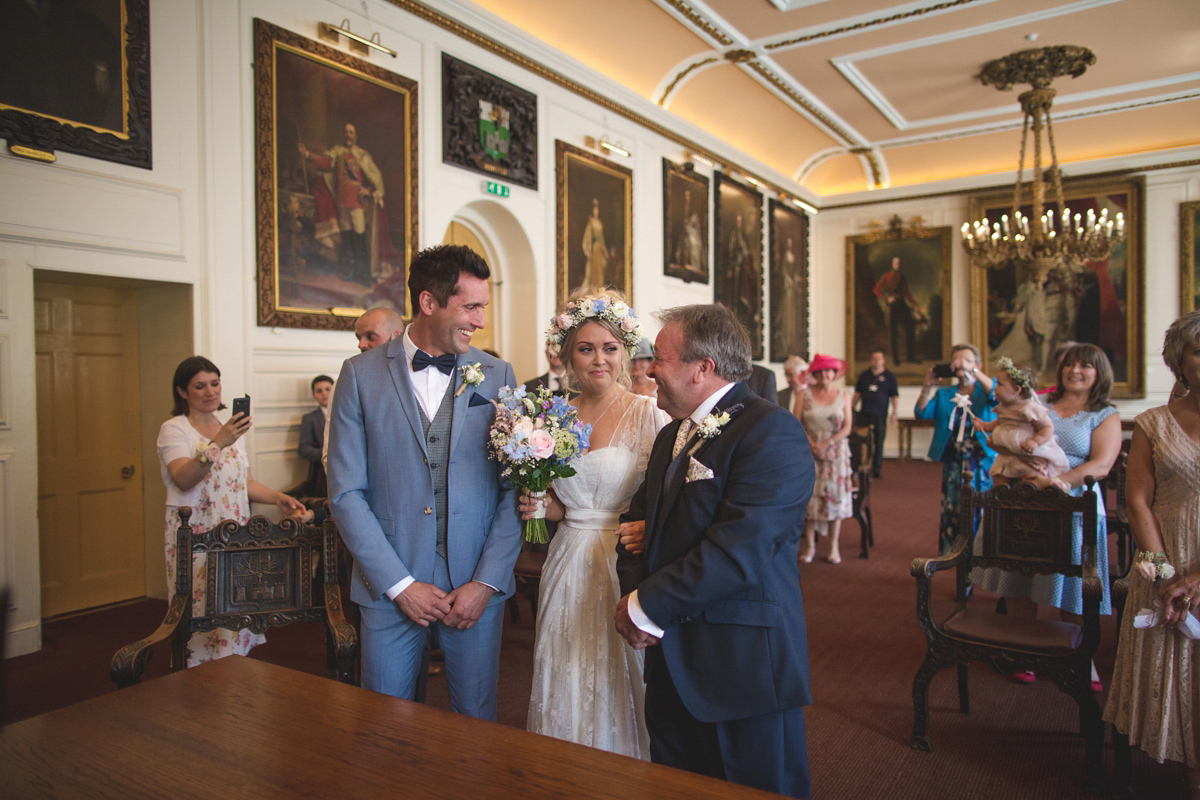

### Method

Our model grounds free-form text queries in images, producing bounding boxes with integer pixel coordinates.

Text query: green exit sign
[483,180,510,198]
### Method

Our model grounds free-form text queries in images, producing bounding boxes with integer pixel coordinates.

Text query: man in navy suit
[329,244,520,719]
[297,374,333,497]
[615,303,816,798]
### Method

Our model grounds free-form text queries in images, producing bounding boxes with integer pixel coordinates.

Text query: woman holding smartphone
[914,343,996,553]
[157,356,304,665]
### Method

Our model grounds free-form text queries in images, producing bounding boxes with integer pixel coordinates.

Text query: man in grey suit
[329,244,521,719]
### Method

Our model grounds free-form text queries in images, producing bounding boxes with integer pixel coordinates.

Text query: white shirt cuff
[384,576,415,600]
[628,590,665,638]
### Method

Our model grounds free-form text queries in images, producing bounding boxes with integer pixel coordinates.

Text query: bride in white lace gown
[522,291,667,758]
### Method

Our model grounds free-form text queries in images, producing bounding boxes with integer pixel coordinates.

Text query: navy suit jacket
[297,407,326,496]
[618,382,816,723]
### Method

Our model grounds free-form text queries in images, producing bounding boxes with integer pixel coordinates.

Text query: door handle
[121,465,136,479]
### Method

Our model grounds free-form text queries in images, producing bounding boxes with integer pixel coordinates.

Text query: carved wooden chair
[507,541,547,624]
[848,424,876,559]
[1102,438,1134,592]
[111,507,358,688]
[910,478,1104,789]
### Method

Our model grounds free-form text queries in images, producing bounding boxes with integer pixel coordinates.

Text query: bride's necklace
[577,390,622,427]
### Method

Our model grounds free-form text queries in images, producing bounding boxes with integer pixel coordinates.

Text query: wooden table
[0,656,779,799]
[896,417,935,460]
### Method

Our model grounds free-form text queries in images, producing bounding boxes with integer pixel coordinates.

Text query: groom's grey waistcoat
[418,379,455,560]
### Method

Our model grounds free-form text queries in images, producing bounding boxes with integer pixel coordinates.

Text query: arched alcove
[441,199,540,383]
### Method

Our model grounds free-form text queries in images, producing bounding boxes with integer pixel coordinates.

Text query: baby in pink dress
[971,358,1069,488]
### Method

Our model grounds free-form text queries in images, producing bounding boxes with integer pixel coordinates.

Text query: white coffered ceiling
[465,0,1200,198]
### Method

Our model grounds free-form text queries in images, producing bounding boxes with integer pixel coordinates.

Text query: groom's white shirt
[381,326,460,601]
[627,381,735,637]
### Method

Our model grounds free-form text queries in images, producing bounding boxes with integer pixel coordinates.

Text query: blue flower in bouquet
[487,383,591,543]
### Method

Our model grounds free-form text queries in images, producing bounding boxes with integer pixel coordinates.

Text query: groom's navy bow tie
[412,350,456,375]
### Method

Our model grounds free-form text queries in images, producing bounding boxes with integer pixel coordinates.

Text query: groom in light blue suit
[328,244,521,719]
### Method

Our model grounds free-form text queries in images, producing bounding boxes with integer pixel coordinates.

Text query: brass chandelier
[961,46,1124,277]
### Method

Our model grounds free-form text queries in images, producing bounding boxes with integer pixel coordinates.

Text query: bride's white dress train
[526,394,666,758]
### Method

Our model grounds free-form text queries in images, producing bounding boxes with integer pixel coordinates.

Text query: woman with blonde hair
[520,288,668,758]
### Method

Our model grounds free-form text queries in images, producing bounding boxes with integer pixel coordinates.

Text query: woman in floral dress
[800,354,854,564]
[157,356,304,666]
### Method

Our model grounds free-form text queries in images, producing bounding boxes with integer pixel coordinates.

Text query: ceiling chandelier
[961,46,1124,277]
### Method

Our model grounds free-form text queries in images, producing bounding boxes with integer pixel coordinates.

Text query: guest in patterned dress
[157,356,305,666]
[800,354,853,565]
[914,343,996,554]
[970,344,1122,687]
[1104,313,1200,797]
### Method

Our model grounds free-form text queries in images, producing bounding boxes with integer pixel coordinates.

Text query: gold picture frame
[968,177,1144,398]
[845,225,953,384]
[556,140,633,308]
[1182,201,1200,315]
[253,18,418,329]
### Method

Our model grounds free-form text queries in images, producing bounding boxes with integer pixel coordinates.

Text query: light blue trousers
[358,557,504,721]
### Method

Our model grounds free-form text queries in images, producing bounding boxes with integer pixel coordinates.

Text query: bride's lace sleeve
[614,394,669,477]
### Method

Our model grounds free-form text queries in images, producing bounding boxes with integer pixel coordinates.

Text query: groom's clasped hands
[396,580,492,630]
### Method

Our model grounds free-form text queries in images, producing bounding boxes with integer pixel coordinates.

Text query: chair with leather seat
[111,507,358,688]
[847,423,875,559]
[910,477,1104,789]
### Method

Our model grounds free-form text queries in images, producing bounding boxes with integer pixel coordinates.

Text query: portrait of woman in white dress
[521,289,668,758]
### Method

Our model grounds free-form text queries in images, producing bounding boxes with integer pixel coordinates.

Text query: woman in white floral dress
[157,356,304,666]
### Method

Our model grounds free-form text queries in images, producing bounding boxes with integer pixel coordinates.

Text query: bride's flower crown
[546,294,643,355]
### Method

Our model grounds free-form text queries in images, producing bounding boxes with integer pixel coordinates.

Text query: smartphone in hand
[932,364,956,379]
[231,395,251,418]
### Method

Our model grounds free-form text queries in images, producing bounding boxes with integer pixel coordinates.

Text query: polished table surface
[0,656,780,799]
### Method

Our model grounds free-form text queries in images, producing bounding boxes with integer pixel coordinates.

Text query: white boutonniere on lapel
[697,402,742,438]
[455,362,485,397]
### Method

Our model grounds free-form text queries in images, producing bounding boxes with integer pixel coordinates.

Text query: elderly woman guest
[800,354,854,564]
[778,355,809,416]
[972,343,1121,687]
[629,337,657,398]
[915,343,996,553]
[1104,312,1200,796]
[157,356,305,666]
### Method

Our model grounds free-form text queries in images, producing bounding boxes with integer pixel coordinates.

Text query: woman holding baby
[1104,312,1200,797]
[970,342,1122,688]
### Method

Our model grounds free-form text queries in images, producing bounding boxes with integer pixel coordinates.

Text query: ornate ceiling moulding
[657,57,719,106]
[723,48,757,64]
[763,0,979,51]
[382,0,814,206]
[661,0,733,47]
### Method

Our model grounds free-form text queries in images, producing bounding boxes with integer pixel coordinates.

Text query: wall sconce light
[585,135,631,158]
[318,19,397,58]
[684,150,713,167]
[787,196,818,215]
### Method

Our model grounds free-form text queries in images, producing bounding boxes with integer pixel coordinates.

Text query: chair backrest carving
[112,506,357,687]
[963,478,1097,580]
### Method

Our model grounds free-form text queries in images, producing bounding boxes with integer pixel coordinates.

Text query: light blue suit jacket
[328,338,521,609]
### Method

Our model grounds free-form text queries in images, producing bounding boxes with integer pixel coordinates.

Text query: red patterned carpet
[4,459,1185,798]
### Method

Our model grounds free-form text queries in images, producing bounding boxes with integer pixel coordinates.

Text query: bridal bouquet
[488,385,591,543]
